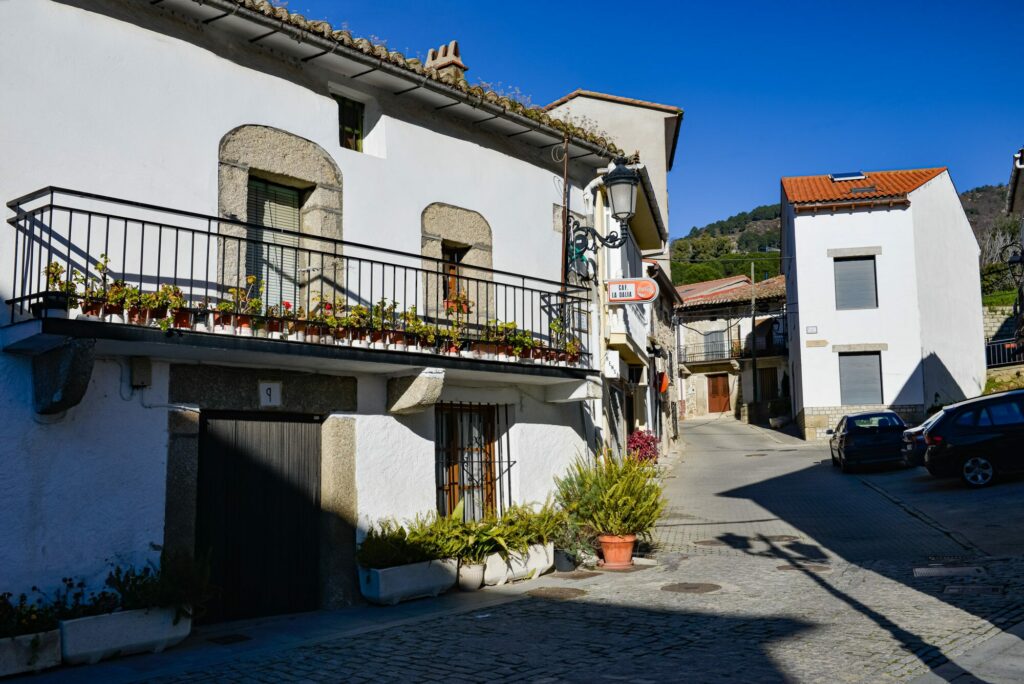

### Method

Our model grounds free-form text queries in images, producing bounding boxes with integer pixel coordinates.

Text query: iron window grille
[435,402,514,522]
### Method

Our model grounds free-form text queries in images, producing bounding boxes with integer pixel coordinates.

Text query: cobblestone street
[29,416,1024,683]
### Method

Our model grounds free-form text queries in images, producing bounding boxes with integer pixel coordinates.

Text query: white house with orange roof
[781,168,985,440]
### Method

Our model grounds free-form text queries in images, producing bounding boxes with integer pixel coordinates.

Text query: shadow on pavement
[719,462,1024,682]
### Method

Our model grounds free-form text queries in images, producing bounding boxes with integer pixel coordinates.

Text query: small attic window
[849,185,877,194]
[829,171,866,182]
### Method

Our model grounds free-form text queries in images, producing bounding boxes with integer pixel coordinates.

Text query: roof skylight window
[829,171,866,182]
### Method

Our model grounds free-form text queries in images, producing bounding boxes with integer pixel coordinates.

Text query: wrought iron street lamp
[566,157,641,280]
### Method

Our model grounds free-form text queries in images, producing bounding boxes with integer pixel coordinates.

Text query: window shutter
[839,352,883,405]
[834,257,877,310]
[246,178,300,308]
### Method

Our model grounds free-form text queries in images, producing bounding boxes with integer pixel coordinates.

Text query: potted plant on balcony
[102,280,129,324]
[234,276,263,337]
[555,453,665,570]
[475,320,517,359]
[444,288,472,316]
[263,304,284,340]
[508,329,536,362]
[122,286,144,325]
[0,590,61,677]
[399,307,429,352]
[214,299,234,334]
[74,260,107,320]
[345,304,370,347]
[159,284,191,331]
[369,298,399,348]
[34,262,78,319]
[139,292,166,327]
[564,337,583,366]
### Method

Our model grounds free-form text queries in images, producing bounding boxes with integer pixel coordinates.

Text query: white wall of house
[0,1,598,595]
[789,207,923,412]
[909,174,986,405]
[0,358,169,595]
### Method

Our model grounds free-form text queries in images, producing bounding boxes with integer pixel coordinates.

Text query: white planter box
[0,629,61,677]
[359,559,457,606]
[483,544,553,586]
[60,608,191,665]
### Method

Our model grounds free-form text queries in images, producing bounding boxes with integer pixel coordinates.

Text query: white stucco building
[545,90,684,457]
[0,0,676,620]
[781,168,986,440]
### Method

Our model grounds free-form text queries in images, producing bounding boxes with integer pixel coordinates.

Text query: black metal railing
[5,187,591,367]
[683,335,788,364]
[986,337,1022,369]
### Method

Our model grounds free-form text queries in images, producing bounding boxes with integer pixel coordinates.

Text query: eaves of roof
[183,1,622,159]
[544,89,684,171]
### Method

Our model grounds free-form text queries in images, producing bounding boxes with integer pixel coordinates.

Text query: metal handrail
[7,187,587,294]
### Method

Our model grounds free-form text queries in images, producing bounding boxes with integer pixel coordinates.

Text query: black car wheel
[961,455,996,488]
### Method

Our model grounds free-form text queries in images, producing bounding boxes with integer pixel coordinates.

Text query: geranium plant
[626,429,659,463]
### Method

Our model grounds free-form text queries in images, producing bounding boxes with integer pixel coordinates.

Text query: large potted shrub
[0,591,61,677]
[356,519,457,606]
[555,454,665,570]
[59,551,208,665]
[33,262,79,319]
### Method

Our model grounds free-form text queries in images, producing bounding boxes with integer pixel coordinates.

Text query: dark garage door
[196,413,322,623]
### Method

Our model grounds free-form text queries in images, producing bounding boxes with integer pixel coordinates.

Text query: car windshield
[919,411,944,430]
[850,414,905,430]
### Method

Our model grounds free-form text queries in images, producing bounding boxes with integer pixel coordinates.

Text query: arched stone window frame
[420,202,494,325]
[217,125,343,308]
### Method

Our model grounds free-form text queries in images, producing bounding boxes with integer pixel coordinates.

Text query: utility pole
[750,261,759,404]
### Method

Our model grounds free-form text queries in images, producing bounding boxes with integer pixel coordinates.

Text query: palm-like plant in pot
[555,453,664,570]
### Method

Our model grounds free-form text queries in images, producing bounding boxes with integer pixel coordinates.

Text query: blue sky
[284,0,1023,238]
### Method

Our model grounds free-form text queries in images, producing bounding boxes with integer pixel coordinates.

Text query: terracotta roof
[543,90,683,115]
[675,275,748,301]
[1007,147,1024,215]
[205,1,622,154]
[678,275,786,309]
[782,168,947,208]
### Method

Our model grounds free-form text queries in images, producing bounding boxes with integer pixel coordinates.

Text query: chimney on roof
[425,40,468,84]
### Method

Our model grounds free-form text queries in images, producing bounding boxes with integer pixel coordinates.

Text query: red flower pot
[171,309,192,329]
[598,533,637,570]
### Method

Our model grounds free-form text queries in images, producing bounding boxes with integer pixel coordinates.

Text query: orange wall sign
[607,278,659,304]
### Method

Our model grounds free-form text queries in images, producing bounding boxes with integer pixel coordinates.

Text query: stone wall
[984,306,1016,340]
[797,404,925,441]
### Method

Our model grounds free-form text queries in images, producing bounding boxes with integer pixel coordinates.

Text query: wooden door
[708,374,731,413]
[196,413,322,623]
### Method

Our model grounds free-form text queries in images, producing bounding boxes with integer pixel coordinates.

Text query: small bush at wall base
[626,430,659,462]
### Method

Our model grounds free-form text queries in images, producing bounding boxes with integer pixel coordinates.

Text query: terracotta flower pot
[171,308,191,329]
[598,533,637,570]
[127,306,145,325]
[79,298,103,318]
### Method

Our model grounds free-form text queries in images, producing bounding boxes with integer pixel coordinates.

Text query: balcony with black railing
[683,331,788,365]
[4,188,594,378]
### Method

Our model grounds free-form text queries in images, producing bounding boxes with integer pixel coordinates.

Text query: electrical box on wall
[130,357,151,388]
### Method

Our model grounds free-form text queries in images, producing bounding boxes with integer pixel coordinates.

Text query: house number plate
[259,381,282,407]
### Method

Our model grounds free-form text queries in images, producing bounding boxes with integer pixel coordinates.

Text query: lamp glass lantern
[603,158,640,224]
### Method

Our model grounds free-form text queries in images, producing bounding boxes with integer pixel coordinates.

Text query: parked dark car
[828,411,907,473]
[901,410,946,467]
[923,390,1024,488]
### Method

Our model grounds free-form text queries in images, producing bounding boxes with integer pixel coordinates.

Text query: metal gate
[196,413,322,622]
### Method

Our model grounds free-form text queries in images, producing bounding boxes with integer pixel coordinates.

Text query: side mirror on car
[826,429,834,435]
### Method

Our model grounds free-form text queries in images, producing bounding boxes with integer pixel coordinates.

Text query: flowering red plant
[324,302,332,312]
[626,429,659,463]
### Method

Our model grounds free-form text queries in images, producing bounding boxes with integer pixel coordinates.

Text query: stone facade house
[675,275,788,421]
[0,0,678,620]
[782,168,985,440]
